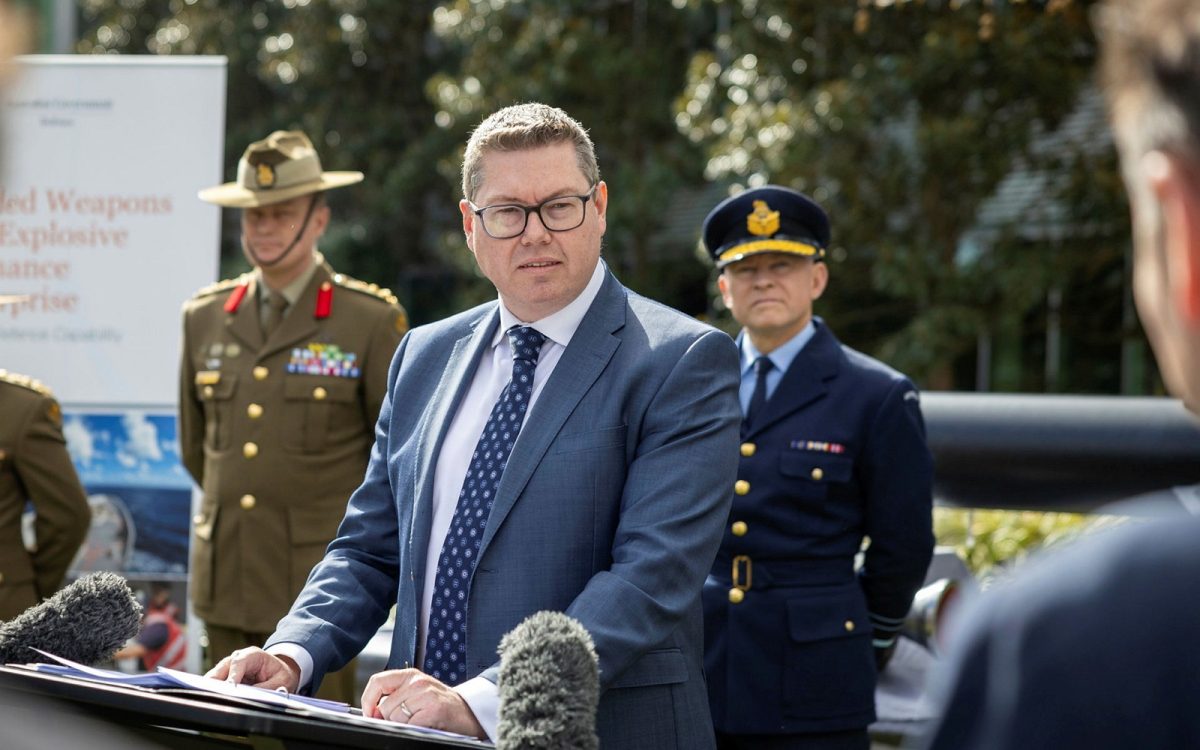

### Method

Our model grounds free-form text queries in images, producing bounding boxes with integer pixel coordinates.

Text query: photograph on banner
[20,406,192,671]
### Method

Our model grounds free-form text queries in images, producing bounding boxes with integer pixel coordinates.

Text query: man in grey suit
[209,102,742,748]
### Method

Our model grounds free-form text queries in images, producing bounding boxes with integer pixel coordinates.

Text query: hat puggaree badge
[747,200,780,237]
[255,162,276,189]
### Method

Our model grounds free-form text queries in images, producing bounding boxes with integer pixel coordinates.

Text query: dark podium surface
[0,665,489,749]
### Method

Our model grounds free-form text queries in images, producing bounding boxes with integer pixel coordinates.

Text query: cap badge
[747,200,780,237]
[255,162,276,189]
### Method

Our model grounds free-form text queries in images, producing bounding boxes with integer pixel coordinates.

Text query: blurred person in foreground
[181,130,407,701]
[207,102,742,748]
[923,1,1200,748]
[0,365,90,621]
[701,186,934,750]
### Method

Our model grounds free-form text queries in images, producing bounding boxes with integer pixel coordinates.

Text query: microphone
[0,572,142,666]
[496,610,599,750]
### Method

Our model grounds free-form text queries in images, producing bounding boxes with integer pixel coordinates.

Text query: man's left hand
[361,668,485,738]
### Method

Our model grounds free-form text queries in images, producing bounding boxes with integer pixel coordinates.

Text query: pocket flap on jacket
[779,452,853,483]
[284,377,357,402]
[196,374,237,401]
[608,647,687,689]
[549,424,627,455]
[786,587,870,643]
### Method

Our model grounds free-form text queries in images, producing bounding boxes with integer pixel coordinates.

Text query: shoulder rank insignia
[192,274,247,301]
[331,273,400,307]
[747,199,780,237]
[0,369,53,397]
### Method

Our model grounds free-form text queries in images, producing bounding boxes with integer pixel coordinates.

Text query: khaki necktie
[263,292,288,337]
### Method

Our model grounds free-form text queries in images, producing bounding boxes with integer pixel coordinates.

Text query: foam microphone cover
[496,610,600,750]
[0,572,142,666]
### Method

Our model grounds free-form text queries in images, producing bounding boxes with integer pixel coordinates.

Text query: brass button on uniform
[247,403,263,419]
[844,620,855,632]
[203,385,214,398]
[243,442,259,459]
[192,513,204,525]
[240,494,256,510]
[811,467,824,481]
[731,521,748,537]
[729,588,745,604]
[734,480,750,495]
[313,386,328,401]
[740,442,756,457]
[253,366,269,381]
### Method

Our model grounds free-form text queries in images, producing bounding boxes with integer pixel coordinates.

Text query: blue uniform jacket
[703,319,934,735]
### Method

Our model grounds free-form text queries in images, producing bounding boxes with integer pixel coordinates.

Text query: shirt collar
[494,258,606,348]
[740,318,817,376]
[256,250,323,307]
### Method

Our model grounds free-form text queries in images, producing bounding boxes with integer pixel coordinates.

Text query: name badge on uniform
[195,371,221,386]
[288,342,360,378]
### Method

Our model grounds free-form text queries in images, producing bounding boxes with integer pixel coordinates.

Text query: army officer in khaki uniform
[0,366,90,621]
[181,131,407,702]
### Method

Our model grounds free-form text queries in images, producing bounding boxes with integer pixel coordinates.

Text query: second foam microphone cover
[496,610,599,750]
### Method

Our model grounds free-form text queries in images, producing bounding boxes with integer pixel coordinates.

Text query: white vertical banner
[1,55,226,406]
[3,56,226,674]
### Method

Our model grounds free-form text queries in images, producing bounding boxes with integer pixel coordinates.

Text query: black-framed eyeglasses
[469,186,597,240]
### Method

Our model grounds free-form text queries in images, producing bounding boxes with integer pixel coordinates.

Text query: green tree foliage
[425,0,718,313]
[675,0,1133,390]
[74,0,1148,391]
[77,0,460,323]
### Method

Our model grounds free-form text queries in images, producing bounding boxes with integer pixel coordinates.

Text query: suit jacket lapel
[225,277,264,351]
[257,264,326,361]
[410,307,500,589]
[477,271,625,555]
[743,321,841,439]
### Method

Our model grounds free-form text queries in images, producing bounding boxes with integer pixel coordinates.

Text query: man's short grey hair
[461,103,600,201]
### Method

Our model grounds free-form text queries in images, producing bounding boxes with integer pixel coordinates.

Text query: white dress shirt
[271,259,607,741]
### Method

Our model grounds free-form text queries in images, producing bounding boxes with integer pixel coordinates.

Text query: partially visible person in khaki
[0,367,90,620]
[181,131,406,702]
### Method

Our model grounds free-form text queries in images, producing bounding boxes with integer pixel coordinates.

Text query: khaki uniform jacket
[0,372,90,620]
[180,261,406,632]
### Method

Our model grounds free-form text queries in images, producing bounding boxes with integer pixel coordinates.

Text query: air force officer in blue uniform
[700,186,935,750]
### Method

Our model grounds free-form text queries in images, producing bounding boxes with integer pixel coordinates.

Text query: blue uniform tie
[423,325,546,684]
[744,355,773,436]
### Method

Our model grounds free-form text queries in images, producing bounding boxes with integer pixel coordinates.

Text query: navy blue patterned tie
[423,325,546,684]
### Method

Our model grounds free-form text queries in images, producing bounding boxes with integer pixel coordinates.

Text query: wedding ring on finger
[399,700,414,720]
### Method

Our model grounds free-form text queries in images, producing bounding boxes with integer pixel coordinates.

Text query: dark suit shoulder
[408,300,495,341]
[840,344,913,388]
[625,288,724,343]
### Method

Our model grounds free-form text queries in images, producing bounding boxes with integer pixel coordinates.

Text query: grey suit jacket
[268,268,741,749]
